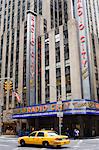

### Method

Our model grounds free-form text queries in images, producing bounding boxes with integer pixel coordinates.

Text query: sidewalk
[0,134,18,138]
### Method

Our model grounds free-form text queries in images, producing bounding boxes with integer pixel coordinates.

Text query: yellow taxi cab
[18,130,70,147]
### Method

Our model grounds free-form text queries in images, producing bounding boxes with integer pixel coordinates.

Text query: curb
[0,135,17,138]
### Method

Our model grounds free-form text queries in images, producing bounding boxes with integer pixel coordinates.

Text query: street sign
[57,112,63,117]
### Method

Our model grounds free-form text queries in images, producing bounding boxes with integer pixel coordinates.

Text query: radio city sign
[13,99,98,117]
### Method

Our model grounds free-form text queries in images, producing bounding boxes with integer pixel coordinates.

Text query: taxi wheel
[57,145,61,148]
[43,141,49,147]
[20,140,25,146]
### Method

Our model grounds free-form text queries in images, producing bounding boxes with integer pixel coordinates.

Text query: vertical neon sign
[75,0,91,99]
[26,11,36,105]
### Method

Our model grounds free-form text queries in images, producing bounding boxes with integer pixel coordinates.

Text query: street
[0,137,99,150]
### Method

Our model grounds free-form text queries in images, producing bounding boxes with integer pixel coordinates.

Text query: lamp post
[47,84,63,135]
[57,96,63,135]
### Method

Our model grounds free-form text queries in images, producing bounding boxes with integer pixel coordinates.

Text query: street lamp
[47,84,63,135]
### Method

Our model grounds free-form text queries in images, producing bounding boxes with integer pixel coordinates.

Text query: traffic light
[0,112,3,119]
[59,117,63,126]
[3,80,13,90]
[0,106,3,120]
[3,81,8,90]
[9,81,13,90]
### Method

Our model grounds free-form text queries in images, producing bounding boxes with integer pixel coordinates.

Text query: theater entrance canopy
[12,99,99,119]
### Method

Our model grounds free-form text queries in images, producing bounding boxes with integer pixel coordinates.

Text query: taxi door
[35,131,45,145]
[28,132,37,145]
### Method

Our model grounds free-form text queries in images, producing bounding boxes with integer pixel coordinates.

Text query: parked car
[18,130,70,147]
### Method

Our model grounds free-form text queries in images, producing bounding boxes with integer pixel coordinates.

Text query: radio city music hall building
[0,0,99,136]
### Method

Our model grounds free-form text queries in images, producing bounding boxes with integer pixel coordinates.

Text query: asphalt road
[0,136,99,150]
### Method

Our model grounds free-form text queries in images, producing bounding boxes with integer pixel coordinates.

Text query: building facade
[0,0,99,136]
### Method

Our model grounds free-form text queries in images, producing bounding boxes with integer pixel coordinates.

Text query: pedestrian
[92,128,95,137]
[65,128,70,137]
[51,127,54,131]
[31,127,35,132]
[73,128,80,139]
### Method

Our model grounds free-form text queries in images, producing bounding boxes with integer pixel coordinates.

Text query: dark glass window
[30,132,36,137]
[55,28,59,35]
[39,0,42,15]
[55,41,60,63]
[15,29,20,89]
[45,70,50,103]
[55,0,58,28]
[0,35,3,60]
[34,0,37,13]
[64,0,68,24]
[37,132,44,137]
[5,32,10,77]
[58,0,62,25]
[56,68,61,100]
[63,25,69,60]
[17,1,20,26]
[45,38,49,66]
[23,22,27,88]
[10,29,14,78]
[27,1,30,10]
[22,0,25,21]
[50,0,54,29]
[65,66,71,94]
[44,19,47,33]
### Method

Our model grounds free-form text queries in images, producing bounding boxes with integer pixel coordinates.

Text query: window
[55,28,59,35]
[63,25,69,60]
[55,0,58,28]
[22,0,25,21]
[48,132,58,136]
[39,0,42,15]
[29,132,36,137]
[44,19,47,33]
[58,0,62,25]
[64,0,68,23]
[27,1,30,10]
[10,29,14,77]
[45,70,50,102]
[55,41,60,63]
[65,66,71,94]
[34,0,37,13]
[50,0,54,29]
[56,68,61,100]
[45,38,49,66]
[37,132,44,137]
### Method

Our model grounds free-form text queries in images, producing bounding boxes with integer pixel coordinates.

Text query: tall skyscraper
[0,0,99,136]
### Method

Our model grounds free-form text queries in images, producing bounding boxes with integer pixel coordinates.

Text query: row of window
[45,66,71,103]
[34,0,42,15]
[50,0,68,29]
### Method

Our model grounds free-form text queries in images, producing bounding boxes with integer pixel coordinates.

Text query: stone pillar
[35,118,39,130]
[78,116,84,137]
[68,19,82,100]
